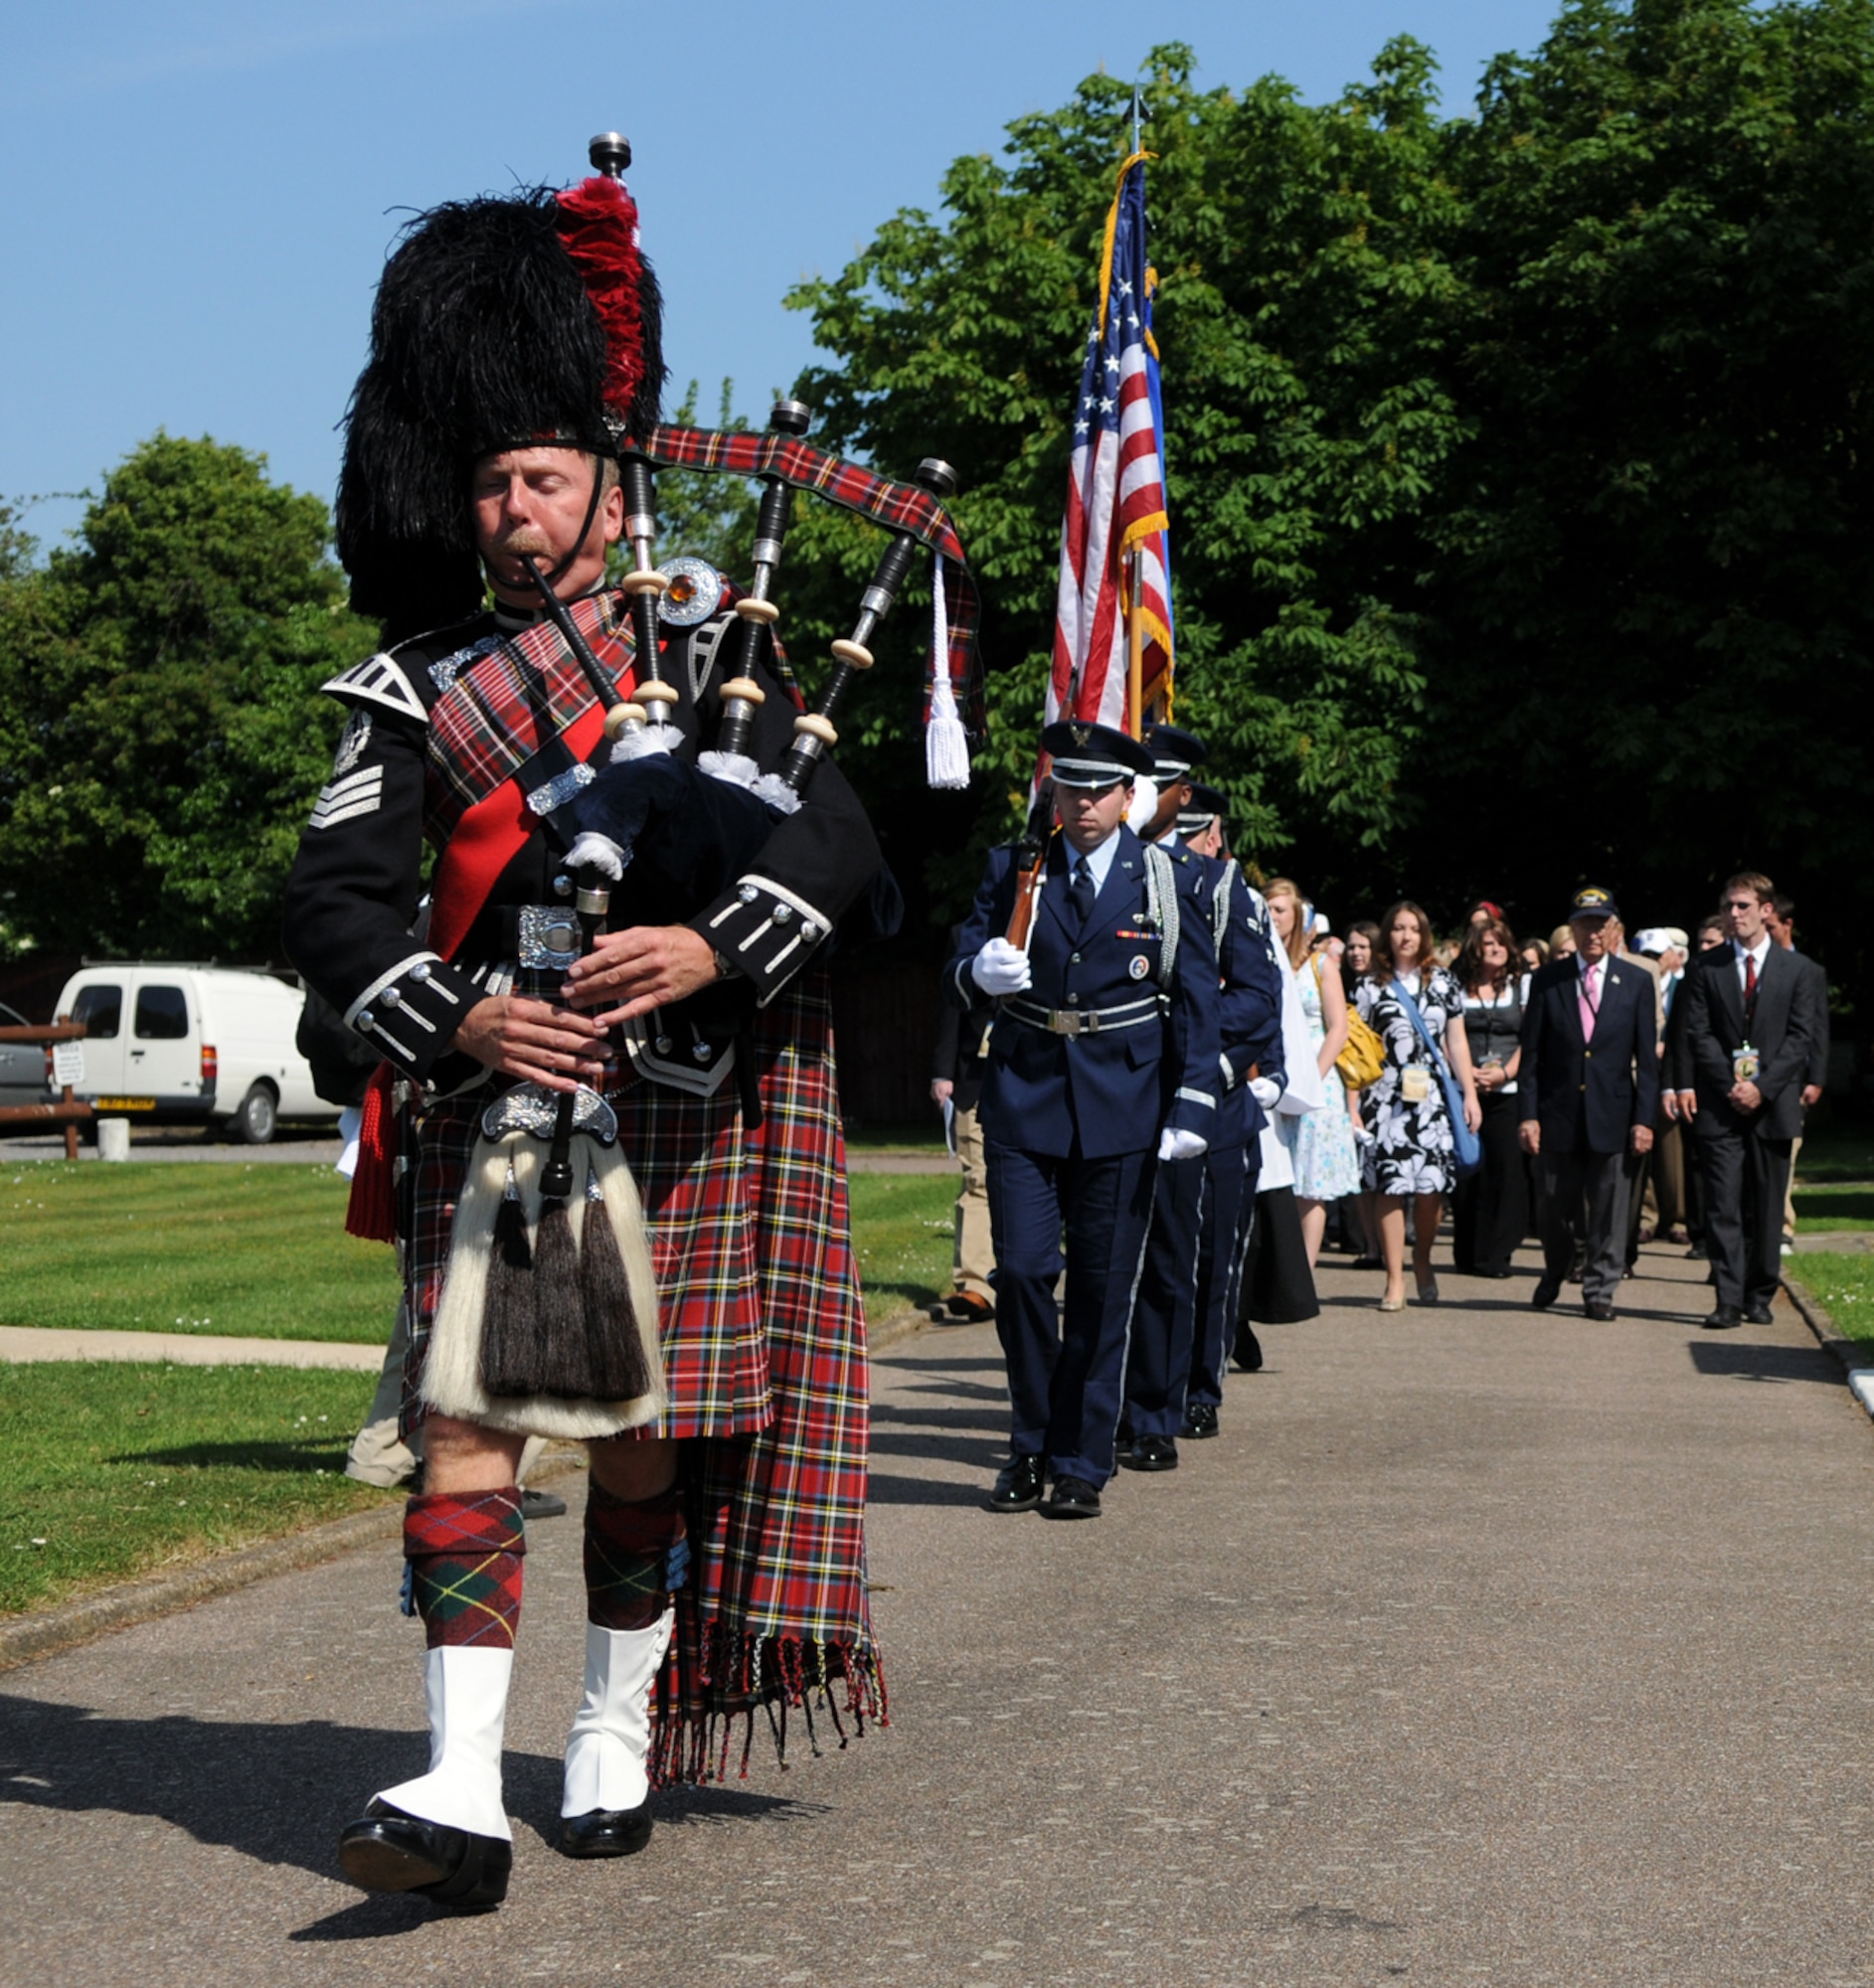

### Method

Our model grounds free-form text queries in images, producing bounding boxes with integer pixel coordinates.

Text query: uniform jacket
[945,825,1222,1160]
[931,973,995,1114]
[1202,857,1286,1154]
[1674,940,1822,1143]
[1518,952,1660,1156]
[281,584,883,1090]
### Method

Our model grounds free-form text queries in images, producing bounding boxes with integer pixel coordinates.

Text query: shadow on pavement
[865,1470,991,1508]
[874,1354,1004,1375]
[109,1439,350,1472]
[0,1693,493,1882]
[1686,1340,1843,1384]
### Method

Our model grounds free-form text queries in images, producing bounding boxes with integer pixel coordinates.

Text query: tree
[785,41,1470,930]
[787,6,1874,1031]
[1417,0,1874,1001]
[0,434,377,960]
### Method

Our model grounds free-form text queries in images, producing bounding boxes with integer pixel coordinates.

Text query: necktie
[1743,951,1758,1028]
[1578,960,1600,1042]
[1070,855,1096,929]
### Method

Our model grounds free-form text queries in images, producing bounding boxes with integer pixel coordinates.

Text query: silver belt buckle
[1050,1009,1084,1037]
[518,905,581,971]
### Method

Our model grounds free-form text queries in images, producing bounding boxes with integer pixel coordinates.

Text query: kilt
[399,967,880,1783]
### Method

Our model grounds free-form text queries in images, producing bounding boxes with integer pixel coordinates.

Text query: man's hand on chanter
[451,995,613,1092]
[563,924,721,1027]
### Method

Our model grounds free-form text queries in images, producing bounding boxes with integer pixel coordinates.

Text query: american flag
[1047,152,1173,737]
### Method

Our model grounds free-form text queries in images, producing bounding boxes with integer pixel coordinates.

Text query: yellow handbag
[1317,957,1386,1089]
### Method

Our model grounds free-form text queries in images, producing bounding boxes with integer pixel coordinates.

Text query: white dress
[1291,960,1362,1201]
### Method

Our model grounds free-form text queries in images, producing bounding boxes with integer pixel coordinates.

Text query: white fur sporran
[423,1133,664,1438]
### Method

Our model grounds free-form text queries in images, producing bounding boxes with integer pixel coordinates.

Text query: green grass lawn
[1792,1186,1874,1234]
[0,1160,958,1343]
[0,1162,398,1341]
[0,1363,388,1614]
[0,1163,957,1617]
[846,1172,957,1313]
[1794,1127,1874,1185]
[1788,1253,1874,1346]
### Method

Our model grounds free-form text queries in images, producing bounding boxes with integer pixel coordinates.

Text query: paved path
[0,1326,385,1370]
[3,1238,1872,1985]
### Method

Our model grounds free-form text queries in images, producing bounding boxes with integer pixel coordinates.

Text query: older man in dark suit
[1674,872,1824,1329]
[1518,888,1659,1320]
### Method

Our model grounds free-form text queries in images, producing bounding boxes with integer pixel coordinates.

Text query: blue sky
[2,0,1560,551]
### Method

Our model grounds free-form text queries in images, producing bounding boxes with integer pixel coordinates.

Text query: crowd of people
[936,793,1834,1512]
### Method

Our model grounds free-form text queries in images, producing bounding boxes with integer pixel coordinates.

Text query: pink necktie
[1578,961,1600,1042]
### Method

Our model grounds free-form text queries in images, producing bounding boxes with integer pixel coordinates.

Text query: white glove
[564,832,629,881]
[971,937,1032,997]
[1249,1077,1282,1110]
[1157,1127,1208,1163]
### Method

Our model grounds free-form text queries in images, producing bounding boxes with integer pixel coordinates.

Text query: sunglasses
[1722,899,1761,911]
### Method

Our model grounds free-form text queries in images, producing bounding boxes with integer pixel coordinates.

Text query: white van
[51,964,338,1144]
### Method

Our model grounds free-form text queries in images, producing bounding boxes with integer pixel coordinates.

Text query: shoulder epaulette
[320,651,427,723]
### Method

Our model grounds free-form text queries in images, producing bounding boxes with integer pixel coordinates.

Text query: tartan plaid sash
[424,595,638,964]
[647,423,984,736]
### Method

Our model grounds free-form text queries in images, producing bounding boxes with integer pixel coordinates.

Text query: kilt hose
[399,968,881,1784]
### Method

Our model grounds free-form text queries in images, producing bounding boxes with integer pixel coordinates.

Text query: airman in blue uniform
[1121,745,1286,1467]
[945,722,1222,1519]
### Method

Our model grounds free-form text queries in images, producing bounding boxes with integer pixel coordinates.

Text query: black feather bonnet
[336,180,665,632]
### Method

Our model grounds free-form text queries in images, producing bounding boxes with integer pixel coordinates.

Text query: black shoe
[1179,1402,1220,1440]
[1744,1302,1776,1326]
[1585,1300,1617,1321]
[1685,1241,1709,1260]
[1113,1426,1134,1460]
[985,1454,1045,1514]
[1042,1475,1102,1519]
[520,1487,567,1520]
[338,1800,512,1912]
[1531,1276,1562,1310]
[1233,1327,1264,1373]
[1703,1306,1744,1331]
[1477,1267,1515,1280]
[1121,1433,1178,1472]
[559,1802,653,1859]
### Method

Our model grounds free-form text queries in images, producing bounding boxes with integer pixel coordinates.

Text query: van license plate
[94,1097,156,1111]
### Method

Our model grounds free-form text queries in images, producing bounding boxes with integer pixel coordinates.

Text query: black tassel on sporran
[579,1167,653,1401]
[481,1165,555,1397]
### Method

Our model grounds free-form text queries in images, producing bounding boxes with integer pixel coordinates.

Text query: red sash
[345,618,634,1242]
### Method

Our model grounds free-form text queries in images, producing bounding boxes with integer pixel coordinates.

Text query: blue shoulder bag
[1390,978,1482,1178]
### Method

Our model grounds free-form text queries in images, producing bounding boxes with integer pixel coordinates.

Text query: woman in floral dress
[1356,902,1482,1311]
[1265,880,1361,1267]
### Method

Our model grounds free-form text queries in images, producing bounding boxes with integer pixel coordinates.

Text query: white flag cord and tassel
[925,551,971,790]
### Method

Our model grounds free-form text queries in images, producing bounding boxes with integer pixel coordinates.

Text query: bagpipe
[443,409,968,1428]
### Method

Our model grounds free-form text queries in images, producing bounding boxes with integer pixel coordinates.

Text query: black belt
[1003,993,1160,1038]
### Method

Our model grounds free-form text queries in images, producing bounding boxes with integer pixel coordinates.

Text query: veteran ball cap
[1042,720,1156,788]
[1143,723,1209,783]
[1569,886,1620,922]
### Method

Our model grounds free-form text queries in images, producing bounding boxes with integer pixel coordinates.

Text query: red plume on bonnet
[554,175,653,439]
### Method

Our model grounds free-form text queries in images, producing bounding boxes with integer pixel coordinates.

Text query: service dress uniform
[945,725,1221,1517]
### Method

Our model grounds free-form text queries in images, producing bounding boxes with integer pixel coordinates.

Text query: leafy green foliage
[786,41,1461,921]
[1414,0,1874,985]
[0,435,376,960]
[783,4,1874,1011]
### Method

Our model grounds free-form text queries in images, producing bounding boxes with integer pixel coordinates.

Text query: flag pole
[1126,546,1145,739]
